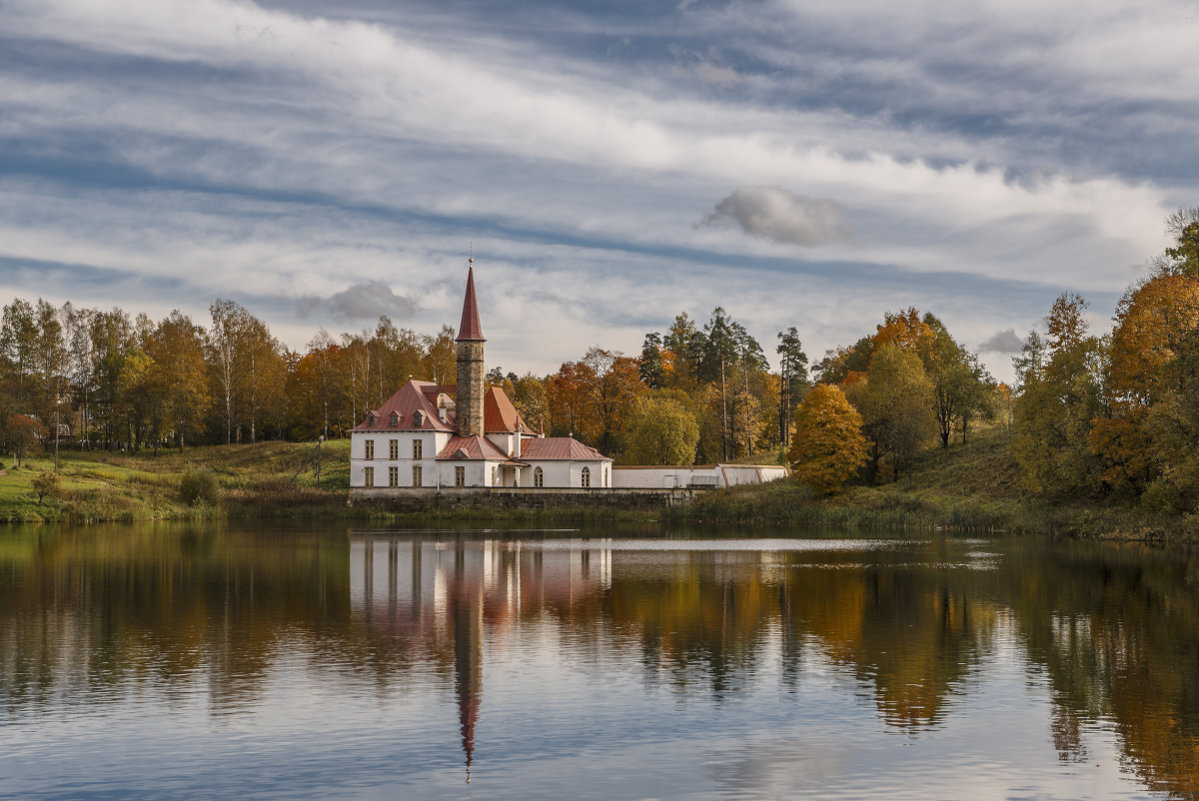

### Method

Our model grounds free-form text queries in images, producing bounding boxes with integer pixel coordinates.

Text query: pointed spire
[456,256,484,342]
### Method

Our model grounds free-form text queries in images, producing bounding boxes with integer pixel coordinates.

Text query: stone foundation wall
[348,487,702,512]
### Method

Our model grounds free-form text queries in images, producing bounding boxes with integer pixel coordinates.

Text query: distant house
[349,265,612,490]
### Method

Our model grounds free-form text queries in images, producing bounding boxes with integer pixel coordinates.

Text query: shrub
[180,469,220,506]
[32,471,61,504]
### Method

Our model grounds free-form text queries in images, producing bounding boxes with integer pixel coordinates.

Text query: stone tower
[455,262,485,437]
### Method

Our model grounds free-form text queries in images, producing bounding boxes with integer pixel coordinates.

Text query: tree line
[0,298,460,454]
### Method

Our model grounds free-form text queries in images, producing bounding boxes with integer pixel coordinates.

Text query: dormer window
[389,411,400,428]
[413,410,424,428]
[366,413,377,429]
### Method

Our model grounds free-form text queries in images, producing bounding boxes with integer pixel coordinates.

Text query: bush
[180,469,220,506]
[32,471,61,504]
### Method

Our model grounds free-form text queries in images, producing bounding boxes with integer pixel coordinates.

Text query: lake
[2,523,1197,800]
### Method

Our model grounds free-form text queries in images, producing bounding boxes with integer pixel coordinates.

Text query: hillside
[670,427,1199,540]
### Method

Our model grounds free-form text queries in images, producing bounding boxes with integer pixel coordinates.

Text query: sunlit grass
[0,438,351,524]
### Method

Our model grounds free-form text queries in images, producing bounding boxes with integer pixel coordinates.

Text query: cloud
[703,187,852,246]
[978,328,1025,353]
[297,282,417,323]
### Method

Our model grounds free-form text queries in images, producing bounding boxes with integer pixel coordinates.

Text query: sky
[3,0,1198,383]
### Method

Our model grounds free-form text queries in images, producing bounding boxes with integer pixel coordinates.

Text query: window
[389,411,399,428]
[533,467,543,488]
[413,410,424,427]
[364,440,374,460]
[388,466,398,487]
[363,466,374,487]
[412,440,423,460]
[580,466,591,488]
[412,465,422,487]
[388,439,398,460]
[491,466,497,485]
[454,466,465,487]
[366,413,376,428]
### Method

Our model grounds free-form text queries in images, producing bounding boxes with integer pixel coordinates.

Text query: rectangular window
[454,466,465,487]
[364,440,374,460]
[388,466,398,487]
[363,466,374,487]
[389,439,398,460]
[412,440,423,460]
[412,465,422,487]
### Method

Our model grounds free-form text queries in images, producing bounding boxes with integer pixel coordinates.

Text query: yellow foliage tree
[788,384,868,494]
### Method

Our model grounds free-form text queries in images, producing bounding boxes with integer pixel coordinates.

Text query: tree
[581,347,645,455]
[638,333,665,389]
[620,393,700,465]
[776,327,809,450]
[1013,294,1105,496]
[31,470,60,504]
[5,414,47,466]
[788,385,868,494]
[858,344,936,481]
[1092,272,1199,498]
[145,311,212,450]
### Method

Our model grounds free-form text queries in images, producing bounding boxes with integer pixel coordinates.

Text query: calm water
[2,524,1198,800]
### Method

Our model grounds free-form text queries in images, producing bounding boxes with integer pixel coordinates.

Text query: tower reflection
[349,534,612,777]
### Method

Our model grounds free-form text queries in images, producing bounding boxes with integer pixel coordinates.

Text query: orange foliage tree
[788,384,868,494]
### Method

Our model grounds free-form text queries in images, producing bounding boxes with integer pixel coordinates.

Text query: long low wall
[612,464,790,489]
[348,486,702,512]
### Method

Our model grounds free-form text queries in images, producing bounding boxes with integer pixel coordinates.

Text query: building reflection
[348,535,612,776]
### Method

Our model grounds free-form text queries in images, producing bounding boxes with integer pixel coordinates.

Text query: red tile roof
[456,266,484,342]
[437,435,513,461]
[484,386,535,434]
[521,437,611,461]
[352,379,456,432]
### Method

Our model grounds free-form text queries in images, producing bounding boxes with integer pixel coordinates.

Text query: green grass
[0,439,351,524]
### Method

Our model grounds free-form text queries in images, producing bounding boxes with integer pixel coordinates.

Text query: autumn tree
[620,392,700,465]
[5,414,47,466]
[145,311,212,449]
[858,344,936,481]
[788,384,868,494]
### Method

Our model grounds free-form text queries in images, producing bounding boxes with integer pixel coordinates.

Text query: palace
[348,265,612,490]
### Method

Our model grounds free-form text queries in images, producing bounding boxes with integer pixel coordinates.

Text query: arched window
[533,467,544,488]
[580,466,591,488]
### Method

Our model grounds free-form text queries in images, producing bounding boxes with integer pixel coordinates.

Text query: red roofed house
[349,263,612,491]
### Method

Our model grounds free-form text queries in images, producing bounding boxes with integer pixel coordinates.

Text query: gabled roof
[522,437,612,462]
[437,434,514,462]
[352,379,456,432]
[483,386,535,434]
[456,266,484,342]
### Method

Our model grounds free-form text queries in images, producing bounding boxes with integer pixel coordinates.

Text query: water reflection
[2,526,1198,800]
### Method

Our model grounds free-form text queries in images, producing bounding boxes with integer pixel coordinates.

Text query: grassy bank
[0,439,352,523]
[666,428,1199,541]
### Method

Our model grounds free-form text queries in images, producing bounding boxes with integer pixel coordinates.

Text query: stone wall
[348,486,702,512]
